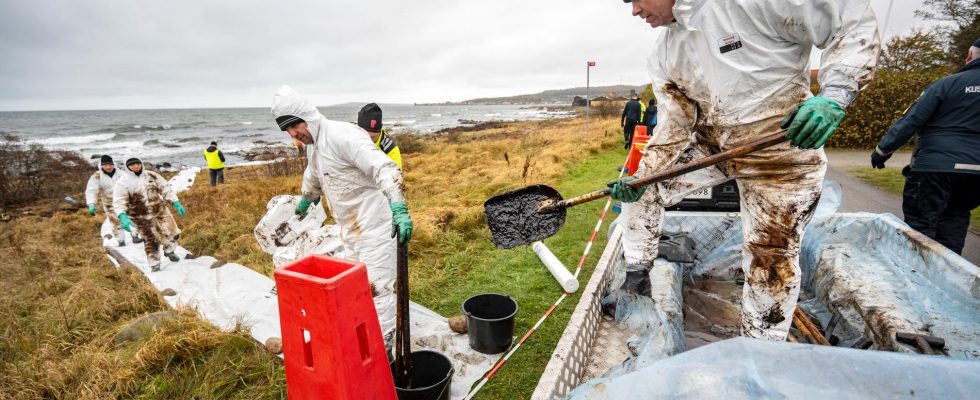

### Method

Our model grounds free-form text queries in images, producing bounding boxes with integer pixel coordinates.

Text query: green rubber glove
[780,96,845,149]
[88,204,97,216]
[295,197,313,217]
[119,213,133,232]
[390,201,413,244]
[608,176,646,203]
[172,201,186,217]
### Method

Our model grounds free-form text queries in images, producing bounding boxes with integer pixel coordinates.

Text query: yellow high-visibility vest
[204,149,225,169]
[375,130,403,169]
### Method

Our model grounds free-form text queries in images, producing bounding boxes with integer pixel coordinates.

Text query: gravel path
[825,150,979,265]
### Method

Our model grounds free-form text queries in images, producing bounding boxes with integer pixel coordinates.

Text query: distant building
[572,96,588,107]
[589,95,628,108]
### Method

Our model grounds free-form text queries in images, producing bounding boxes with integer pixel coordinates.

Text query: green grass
[847,166,980,234]
[413,147,628,399]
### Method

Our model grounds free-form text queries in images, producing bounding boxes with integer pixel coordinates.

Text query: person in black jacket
[620,95,643,149]
[872,39,980,254]
[641,98,658,132]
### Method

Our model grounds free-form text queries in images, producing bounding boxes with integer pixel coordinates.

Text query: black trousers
[902,170,980,254]
[209,168,224,186]
[623,120,638,149]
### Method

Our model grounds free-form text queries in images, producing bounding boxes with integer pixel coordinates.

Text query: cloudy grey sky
[0,0,934,111]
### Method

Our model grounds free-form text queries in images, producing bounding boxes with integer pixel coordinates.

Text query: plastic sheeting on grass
[565,337,980,400]
[101,179,499,399]
[167,166,200,193]
[566,178,980,398]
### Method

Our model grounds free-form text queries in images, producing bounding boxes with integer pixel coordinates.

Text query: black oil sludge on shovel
[484,130,789,249]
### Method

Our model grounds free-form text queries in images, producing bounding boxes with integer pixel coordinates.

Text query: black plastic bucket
[390,350,454,400]
[461,293,518,354]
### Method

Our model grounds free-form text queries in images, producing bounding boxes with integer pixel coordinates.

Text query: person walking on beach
[86,155,142,246]
[358,103,403,169]
[621,94,643,149]
[204,141,225,186]
[113,157,187,272]
[272,86,413,351]
[609,0,878,341]
[871,39,980,255]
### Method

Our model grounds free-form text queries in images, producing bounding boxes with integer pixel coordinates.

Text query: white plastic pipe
[531,241,579,293]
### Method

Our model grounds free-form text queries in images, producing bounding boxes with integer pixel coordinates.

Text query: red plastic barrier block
[274,255,396,400]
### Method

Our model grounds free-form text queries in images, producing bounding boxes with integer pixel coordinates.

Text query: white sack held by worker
[271,86,414,348]
[532,241,579,293]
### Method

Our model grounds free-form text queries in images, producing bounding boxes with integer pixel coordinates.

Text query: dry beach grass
[0,115,624,399]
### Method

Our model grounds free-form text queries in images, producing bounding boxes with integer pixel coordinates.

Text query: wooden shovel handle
[549,130,788,211]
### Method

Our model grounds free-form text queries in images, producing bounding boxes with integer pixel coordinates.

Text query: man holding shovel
[271,86,413,350]
[610,0,879,341]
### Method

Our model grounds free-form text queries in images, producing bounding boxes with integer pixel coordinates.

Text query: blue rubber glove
[295,197,313,217]
[390,201,413,244]
[88,204,97,216]
[871,149,891,169]
[172,201,186,217]
[119,213,133,232]
[781,96,846,149]
[607,176,646,203]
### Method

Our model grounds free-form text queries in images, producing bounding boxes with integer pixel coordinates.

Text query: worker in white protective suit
[609,0,879,341]
[113,158,187,272]
[271,86,413,348]
[86,154,142,246]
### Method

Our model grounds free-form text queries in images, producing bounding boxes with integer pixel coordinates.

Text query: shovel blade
[484,184,566,249]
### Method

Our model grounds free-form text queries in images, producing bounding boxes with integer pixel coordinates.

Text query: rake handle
[394,241,412,387]
[542,130,789,212]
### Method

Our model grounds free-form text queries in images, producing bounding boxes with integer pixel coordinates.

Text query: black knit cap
[276,115,305,131]
[358,103,383,132]
[100,155,113,165]
[974,38,980,48]
[125,158,142,166]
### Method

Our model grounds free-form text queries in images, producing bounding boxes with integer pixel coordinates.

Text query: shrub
[389,132,426,154]
[827,31,950,149]
[0,133,91,208]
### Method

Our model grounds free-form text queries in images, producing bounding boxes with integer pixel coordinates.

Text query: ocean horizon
[0,104,573,168]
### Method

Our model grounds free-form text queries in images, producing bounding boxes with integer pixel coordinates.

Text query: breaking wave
[32,133,116,145]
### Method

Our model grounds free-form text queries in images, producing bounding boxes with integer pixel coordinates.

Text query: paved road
[825,151,980,265]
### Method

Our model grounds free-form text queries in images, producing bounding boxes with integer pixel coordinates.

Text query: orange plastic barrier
[626,126,651,176]
[274,255,396,400]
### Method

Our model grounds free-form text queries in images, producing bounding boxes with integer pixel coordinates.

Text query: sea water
[0,104,572,168]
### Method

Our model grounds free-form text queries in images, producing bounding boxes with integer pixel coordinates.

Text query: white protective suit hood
[271,85,405,341]
[271,86,324,142]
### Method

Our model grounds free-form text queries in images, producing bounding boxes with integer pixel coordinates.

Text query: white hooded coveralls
[623,0,879,340]
[112,162,182,267]
[86,167,125,242]
[272,86,406,341]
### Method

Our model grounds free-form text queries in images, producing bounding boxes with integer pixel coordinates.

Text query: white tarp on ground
[566,337,980,399]
[101,179,496,399]
[167,167,200,193]
[253,195,500,399]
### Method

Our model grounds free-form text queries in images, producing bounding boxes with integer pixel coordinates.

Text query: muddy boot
[150,264,161,272]
[165,252,180,262]
[620,265,652,297]
[132,233,143,244]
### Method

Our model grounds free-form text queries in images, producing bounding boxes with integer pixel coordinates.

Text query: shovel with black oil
[484,130,789,249]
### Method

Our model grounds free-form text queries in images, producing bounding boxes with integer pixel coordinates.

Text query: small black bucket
[390,350,454,400]
[461,293,518,354]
